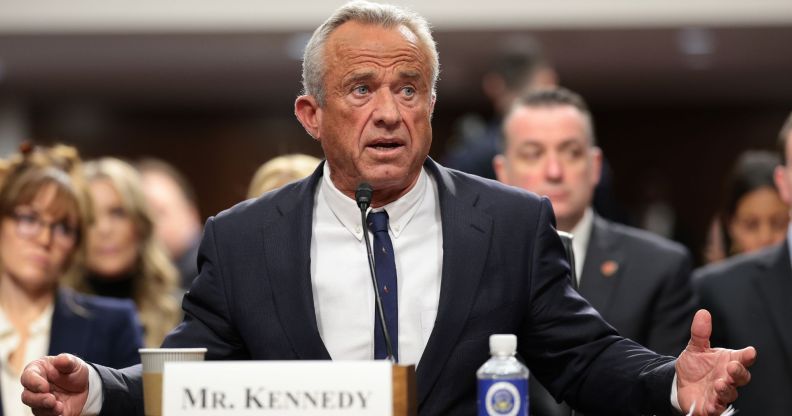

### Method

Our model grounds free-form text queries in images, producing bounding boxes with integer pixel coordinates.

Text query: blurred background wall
[0,0,791,263]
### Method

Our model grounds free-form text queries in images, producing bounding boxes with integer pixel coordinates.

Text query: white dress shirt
[787,224,792,266]
[311,163,443,366]
[84,165,444,413]
[0,303,53,416]
[569,207,594,285]
[85,170,690,414]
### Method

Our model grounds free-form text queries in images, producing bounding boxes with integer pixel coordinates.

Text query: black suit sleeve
[96,216,248,415]
[521,199,677,415]
[644,252,695,356]
[93,363,143,416]
[160,216,248,358]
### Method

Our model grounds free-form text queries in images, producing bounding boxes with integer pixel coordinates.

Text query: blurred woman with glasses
[0,144,142,416]
[64,158,180,347]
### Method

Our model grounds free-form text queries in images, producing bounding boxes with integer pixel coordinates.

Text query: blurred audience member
[704,150,788,263]
[0,145,141,414]
[137,159,202,289]
[494,87,695,416]
[443,38,557,179]
[247,154,321,199]
[694,112,792,415]
[65,158,180,347]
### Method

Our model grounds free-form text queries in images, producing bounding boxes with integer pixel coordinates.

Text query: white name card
[162,361,393,416]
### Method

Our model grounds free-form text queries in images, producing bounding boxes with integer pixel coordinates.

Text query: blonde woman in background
[0,145,141,415]
[247,154,321,198]
[64,157,180,347]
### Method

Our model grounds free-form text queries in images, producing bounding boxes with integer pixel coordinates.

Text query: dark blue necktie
[367,210,399,361]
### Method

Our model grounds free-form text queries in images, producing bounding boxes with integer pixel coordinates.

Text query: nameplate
[162,361,393,415]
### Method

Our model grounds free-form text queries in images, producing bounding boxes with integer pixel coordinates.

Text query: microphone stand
[356,183,396,363]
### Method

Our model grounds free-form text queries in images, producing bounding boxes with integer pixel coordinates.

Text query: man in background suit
[494,87,697,415]
[21,2,753,416]
[694,112,792,415]
[137,158,203,290]
[443,38,557,180]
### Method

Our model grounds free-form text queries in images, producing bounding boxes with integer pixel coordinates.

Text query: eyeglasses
[9,209,78,248]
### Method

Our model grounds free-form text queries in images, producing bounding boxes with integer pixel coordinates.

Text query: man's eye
[516,148,542,162]
[354,85,369,95]
[402,86,415,97]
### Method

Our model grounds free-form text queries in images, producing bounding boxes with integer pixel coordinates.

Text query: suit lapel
[752,241,792,374]
[263,164,331,360]
[579,215,625,316]
[48,288,91,357]
[416,160,493,405]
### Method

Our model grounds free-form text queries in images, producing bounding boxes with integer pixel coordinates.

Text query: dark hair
[778,112,792,165]
[492,38,551,90]
[136,158,197,206]
[720,150,782,252]
[508,86,596,145]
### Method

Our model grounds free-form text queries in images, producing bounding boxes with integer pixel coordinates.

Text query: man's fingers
[51,353,80,374]
[687,309,712,352]
[732,346,757,367]
[727,361,752,386]
[20,362,51,394]
[21,390,61,414]
[714,378,738,405]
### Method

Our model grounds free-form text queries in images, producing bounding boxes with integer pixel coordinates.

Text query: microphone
[355,183,396,363]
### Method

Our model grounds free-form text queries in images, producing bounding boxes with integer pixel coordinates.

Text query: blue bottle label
[477,378,528,416]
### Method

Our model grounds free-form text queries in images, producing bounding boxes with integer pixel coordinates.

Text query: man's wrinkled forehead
[327,21,426,64]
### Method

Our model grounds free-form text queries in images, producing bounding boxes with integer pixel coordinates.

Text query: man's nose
[373,90,402,128]
[544,154,563,181]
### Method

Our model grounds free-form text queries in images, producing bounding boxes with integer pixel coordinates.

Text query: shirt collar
[570,207,594,281]
[0,301,54,339]
[787,223,792,267]
[321,162,428,241]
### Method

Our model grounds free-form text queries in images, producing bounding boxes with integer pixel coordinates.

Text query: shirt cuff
[83,365,104,416]
[671,372,683,414]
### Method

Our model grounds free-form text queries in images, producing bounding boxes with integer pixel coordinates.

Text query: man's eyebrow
[398,70,422,80]
[343,71,377,86]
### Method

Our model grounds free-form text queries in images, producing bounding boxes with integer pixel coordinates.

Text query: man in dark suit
[20,2,754,416]
[694,112,792,415]
[493,87,696,415]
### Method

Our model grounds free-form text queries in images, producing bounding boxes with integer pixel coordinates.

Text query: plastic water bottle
[477,334,530,416]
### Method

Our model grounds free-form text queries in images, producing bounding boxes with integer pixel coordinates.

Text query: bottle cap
[489,334,517,356]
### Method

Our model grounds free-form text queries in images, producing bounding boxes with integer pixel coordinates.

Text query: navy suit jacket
[579,215,694,356]
[96,159,677,415]
[694,240,792,415]
[531,215,695,416]
[0,288,141,416]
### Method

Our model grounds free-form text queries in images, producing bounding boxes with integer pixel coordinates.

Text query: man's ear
[493,154,508,184]
[295,95,322,140]
[774,165,792,205]
[590,146,603,187]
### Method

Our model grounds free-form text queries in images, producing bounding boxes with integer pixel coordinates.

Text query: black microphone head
[355,182,373,210]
